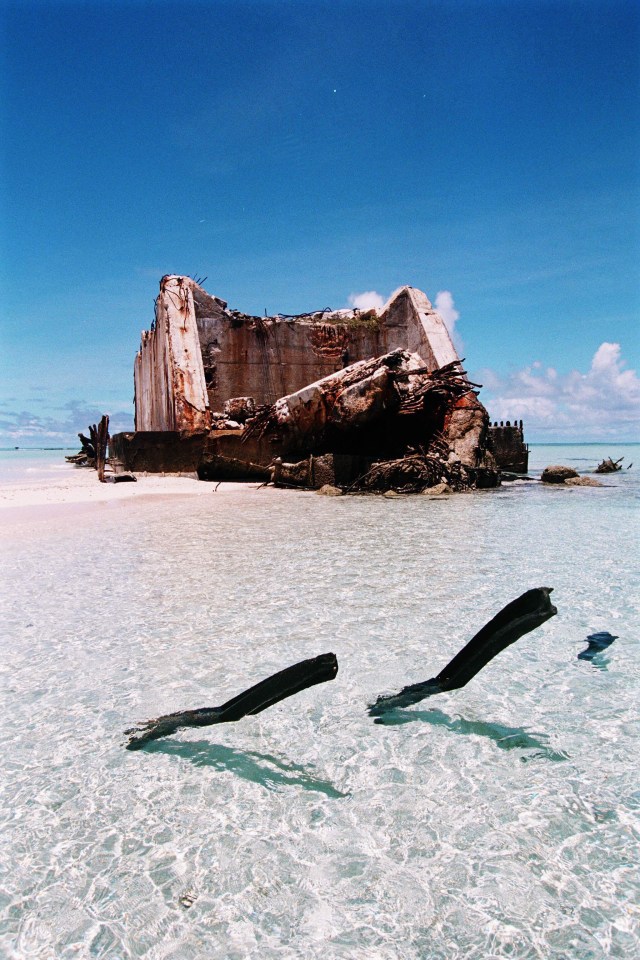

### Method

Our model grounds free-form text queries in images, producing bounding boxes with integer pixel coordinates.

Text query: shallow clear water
[0,449,77,486]
[1,445,638,958]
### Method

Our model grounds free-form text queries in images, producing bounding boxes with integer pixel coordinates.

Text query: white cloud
[591,342,620,374]
[348,290,385,311]
[0,401,134,446]
[434,290,463,353]
[477,342,640,439]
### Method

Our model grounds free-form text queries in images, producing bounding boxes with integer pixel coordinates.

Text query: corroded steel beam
[134,276,211,433]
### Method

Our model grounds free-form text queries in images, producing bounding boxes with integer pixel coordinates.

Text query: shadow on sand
[143,739,349,796]
[374,707,569,762]
[577,631,618,670]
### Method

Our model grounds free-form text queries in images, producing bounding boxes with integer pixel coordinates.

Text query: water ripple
[1,445,638,958]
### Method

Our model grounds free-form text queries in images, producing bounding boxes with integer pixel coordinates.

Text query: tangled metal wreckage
[107,275,528,492]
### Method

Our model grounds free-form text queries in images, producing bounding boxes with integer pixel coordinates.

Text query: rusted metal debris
[66,416,109,472]
[349,442,469,494]
[243,350,474,447]
[595,457,625,473]
[66,432,96,467]
[125,653,339,750]
[113,310,502,490]
[238,352,498,493]
[269,443,494,495]
[197,452,270,482]
[95,415,109,481]
[113,342,499,489]
[369,588,557,716]
[66,415,137,483]
[111,275,512,485]
[136,276,212,433]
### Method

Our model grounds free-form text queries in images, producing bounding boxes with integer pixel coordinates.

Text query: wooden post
[96,414,109,482]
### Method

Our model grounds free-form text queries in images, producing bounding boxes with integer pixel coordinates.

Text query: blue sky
[1,0,638,444]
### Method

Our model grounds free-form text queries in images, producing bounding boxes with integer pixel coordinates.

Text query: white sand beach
[0,459,265,532]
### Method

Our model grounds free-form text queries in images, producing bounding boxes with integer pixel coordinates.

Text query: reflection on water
[145,740,349,797]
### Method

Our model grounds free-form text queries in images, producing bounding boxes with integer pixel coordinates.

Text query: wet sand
[0,467,265,535]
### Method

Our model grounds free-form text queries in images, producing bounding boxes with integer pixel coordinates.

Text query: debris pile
[110,276,511,491]
[66,415,109,478]
[244,352,473,447]
[233,349,498,493]
[67,414,136,483]
[595,456,626,473]
[350,445,472,494]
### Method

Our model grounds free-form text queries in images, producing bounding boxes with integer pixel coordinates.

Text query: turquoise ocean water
[1,445,638,958]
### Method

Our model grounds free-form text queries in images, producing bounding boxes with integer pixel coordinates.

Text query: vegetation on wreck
[340,309,381,330]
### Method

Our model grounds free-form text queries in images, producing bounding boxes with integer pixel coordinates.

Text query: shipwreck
[109,275,528,491]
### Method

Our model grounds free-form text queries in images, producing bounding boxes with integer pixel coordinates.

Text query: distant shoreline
[2,441,638,452]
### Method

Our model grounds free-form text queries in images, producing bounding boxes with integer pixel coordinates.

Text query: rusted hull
[488,422,529,473]
[119,277,507,491]
[135,277,212,433]
[113,350,499,491]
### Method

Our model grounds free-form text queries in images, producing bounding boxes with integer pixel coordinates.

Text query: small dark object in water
[125,653,338,749]
[369,588,557,716]
[578,631,618,661]
[595,457,624,474]
[105,474,137,483]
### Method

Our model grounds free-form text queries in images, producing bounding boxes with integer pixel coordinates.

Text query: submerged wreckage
[109,276,528,491]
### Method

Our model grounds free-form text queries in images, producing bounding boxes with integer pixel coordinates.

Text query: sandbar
[0,465,265,534]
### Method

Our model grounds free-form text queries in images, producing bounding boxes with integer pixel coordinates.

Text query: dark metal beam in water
[125,653,338,750]
[368,587,557,716]
[578,631,617,661]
